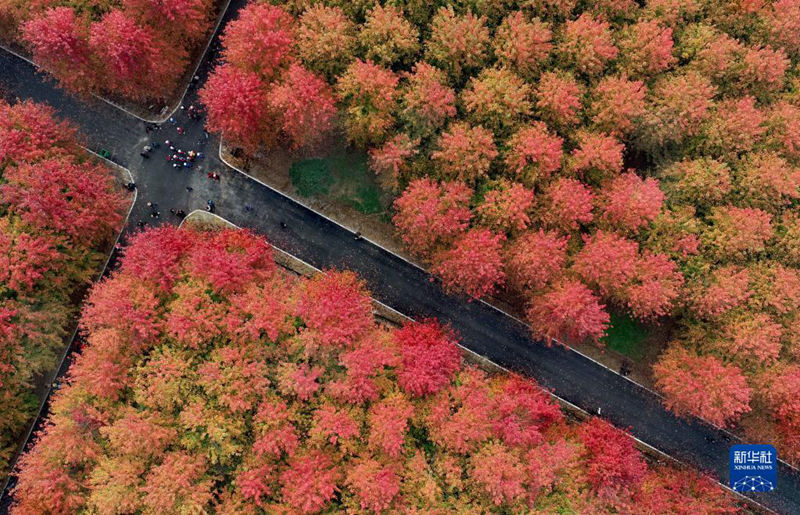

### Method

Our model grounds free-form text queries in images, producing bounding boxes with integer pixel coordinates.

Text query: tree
[535,71,582,127]
[701,96,766,157]
[653,345,752,427]
[141,452,213,514]
[368,394,415,458]
[432,228,506,298]
[358,4,419,67]
[345,459,401,512]
[735,151,800,211]
[740,45,789,96]
[21,8,92,94]
[267,64,337,149]
[425,6,490,81]
[767,101,800,161]
[526,280,610,343]
[690,266,752,320]
[336,59,399,147]
[662,158,732,209]
[712,311,782,365]
[400,62,457,137]
[558,14,618,77]
[427,369,493,453]
[280,452,341,514]
[431,123,498,184]
[624,251,684,320]
[299,271,374,348]
[589,75,646,136]
[641,72,716,147]
[504,122,563,187]
[494,12,552,78]
[220,3,294,80]
[295,5,355,79]
[536,177,595,233]
[462,67,533,135]
[765,0,800,57]
[122,0,211,46]
[704,206,773,261]
[198,64,269,152]
[578,418,647,497]
[368,134,419,191]
[598,172,665,233]
[505,229,568,292]
[477,180,534,234]
[470,443,526,506]
[491,374,563,448]
[187,228,274,293]
[88,10,180,100]
[617,20,676,77]
[1,157,125,246]
[569,131,625,180]
[0,100,78,165]
[573,231,639,297]
[394,319,461,397]
[392,178,472,256]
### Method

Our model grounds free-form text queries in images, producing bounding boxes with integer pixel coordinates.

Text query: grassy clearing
[601,311,649,361]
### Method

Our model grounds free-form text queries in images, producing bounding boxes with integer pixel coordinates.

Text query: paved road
[1,10,799,513]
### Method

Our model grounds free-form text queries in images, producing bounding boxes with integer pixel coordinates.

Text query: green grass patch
[289,158,334,197]
[601,311,648,360]
[350,185,383,214]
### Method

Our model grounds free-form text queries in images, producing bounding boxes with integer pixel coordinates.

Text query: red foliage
[654,346,752,427]
[432,228,506,298]
[691,266,752,320]
[198,64,269,152]
[122,0,211,45]
[2,158,124,246]
[705,206,773,260]
[401,62,457,136]
[492,375,563,448]
[119,226,196,292]
[310,404,360,445]
[187,229,274,293]
[559,14,618,76]
[535,71,582,126]
[368,394,415,458]
[504,122,563,186]
[88,10,179,99]
[599,172,665,233]
[494,11,552,77]
[590,75,647,136]
[573,231,639,297]
[280,452,341,514]
[471,443,526,506]
[432,122,498,184]
[526,280,610,343]
[537,177,595,232]
[625,252,684,319]
[299,271,373,347]
[21,8,91,93]
[0,101,77,164]
[346,459,401,512]
[394,319,461,397]
[336,59,399,147]
[570,131,625,178]
[368,134,418,190]
[220,3,293,80]
[392,178,472,256]
[618,20,675,76]
[427,369,493,453]
[766,0,800,56]
[267,64,336,149]
[477,180,534,233]
[425,6,490,80]
[505,229,568,292]
[578,418,647,497]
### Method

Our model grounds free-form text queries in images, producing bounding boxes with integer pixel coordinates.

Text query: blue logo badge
[730,444,777,492]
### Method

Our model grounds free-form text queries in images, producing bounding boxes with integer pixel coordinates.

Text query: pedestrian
[245,204,252,211]
[140,152,149,158]
[126,182,136,191]
[597,407,602,416]
[169,116,176,125]
[146,201,153,208]
[165,139,171,146]
[207,172,213,179]
[170,208,176,214]
[136,220,145,227]
[177,127,184,135]
[176,209,186,218]
[145,125,152,134]
[186,186,193,192]
[280,221,287,229]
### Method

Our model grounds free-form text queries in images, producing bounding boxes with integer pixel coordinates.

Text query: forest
[0,100,129,473]
[9,226,741,514]
[0,0,220,102]
[196,0,800,462]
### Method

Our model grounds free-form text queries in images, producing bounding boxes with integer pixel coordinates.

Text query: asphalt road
[1,10,799,513]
